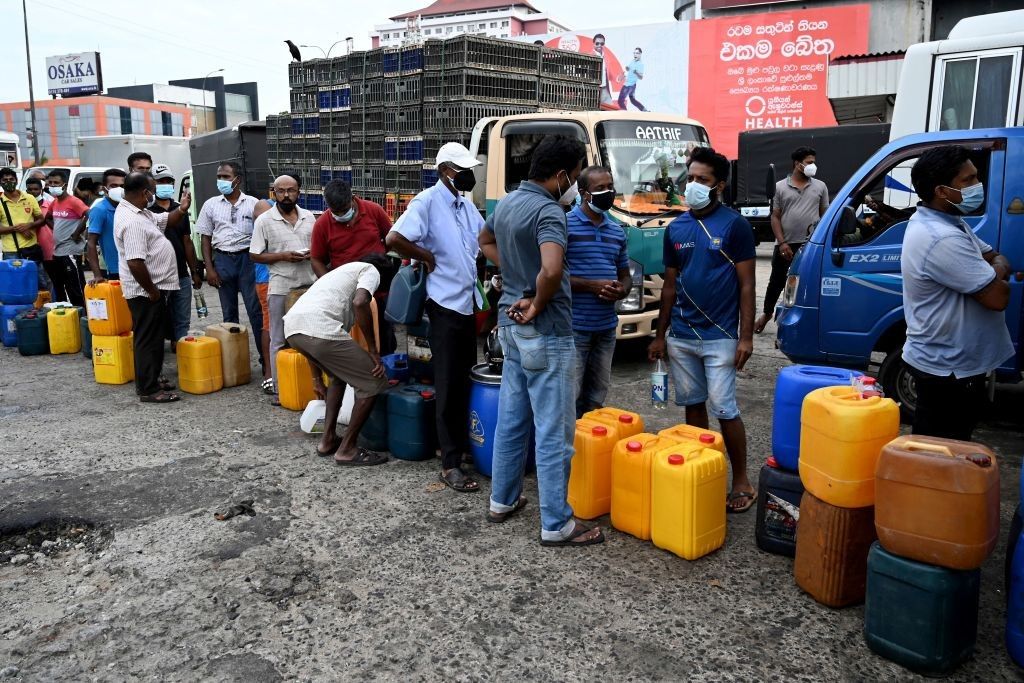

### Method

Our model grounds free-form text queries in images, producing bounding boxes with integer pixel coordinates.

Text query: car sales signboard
[46,52,103,97]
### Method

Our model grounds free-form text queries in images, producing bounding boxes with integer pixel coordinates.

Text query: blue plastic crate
[291,118,304,136]
[401,47,424,74]
[333,86,351,110]
[384,137,400,164]
[421,166,438,188]
[321,167,333,187]
[399,137,424,164]
[383,49,401,75]
[318,88,332,111]
[333,167,353,185]
[303,114,320,137]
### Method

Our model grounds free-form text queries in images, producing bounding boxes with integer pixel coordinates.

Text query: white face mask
[107,187,125,203]
[802,163,818,178]
[556,173,579,206]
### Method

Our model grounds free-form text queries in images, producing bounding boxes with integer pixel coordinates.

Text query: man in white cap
[386,142,485,493]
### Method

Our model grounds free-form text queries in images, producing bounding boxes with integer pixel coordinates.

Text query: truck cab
[467,111,709,339]
[775,128,1024,417]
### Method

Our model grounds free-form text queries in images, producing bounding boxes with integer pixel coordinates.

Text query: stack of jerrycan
[177,336,224,394]
[651,436,728,560]
[85,282,134,384]
[14,309,48,355]
[47,307,82,355]
[865,435,999,674]
[569,408,643,519]
[1008,466,1024,667]
[1,259,38,349]
[758,366,858,556]
[205,323,251,387]
[794,385,899,607]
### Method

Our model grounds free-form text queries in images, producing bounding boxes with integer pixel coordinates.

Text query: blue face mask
[155,185,175,200]
[684,181,713,210]
[216,179,235,195]
[332,207,355,223]
[945,182,984,214]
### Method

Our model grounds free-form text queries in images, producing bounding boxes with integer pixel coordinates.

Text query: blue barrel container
[772,365,859,470]
[0,259,38,305]
[15,309,49,356]
[755,456,804,557]
[865,542,980,674]
[1008,503,1024,666]
[1,304,32,347]
[382,353,410,383]
[468,363,535,478]
[357,388,391,452]
[387,384,436,461]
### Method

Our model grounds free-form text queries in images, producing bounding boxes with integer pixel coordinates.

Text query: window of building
[446,26,453,34]
[502,20,509,27]
[479,23,486,29]
[383,33,390,39]
[119,106,133,135]
[161,111,173,136]
[490,22,497,28]
[457,25,464,32]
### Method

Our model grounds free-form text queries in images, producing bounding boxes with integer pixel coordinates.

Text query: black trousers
[763,242,803,315]
[127,295,168,397]
[426,299,477,470]
[49,255,85,307]
[910,366,986,441]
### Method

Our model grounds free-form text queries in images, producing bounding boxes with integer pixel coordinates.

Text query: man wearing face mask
[648,146,758,514]
[479,135,606,546]
[43,170,89,307]
[755,146,829,334]
[902,145,1013,440]
[113,172,191,404]
[387,142,486,493]
[566,165,631,418]
[86,168,127,283]
[151,164,202,343]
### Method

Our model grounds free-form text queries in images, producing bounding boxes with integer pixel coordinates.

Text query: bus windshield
[596,120,709,216]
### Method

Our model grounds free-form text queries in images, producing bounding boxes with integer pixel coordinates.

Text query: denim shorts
[666,336,740,420]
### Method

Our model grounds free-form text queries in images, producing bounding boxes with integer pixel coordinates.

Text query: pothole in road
[0,518,112,565]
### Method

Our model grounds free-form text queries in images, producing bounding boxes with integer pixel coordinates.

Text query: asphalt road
[0,246,1021,681]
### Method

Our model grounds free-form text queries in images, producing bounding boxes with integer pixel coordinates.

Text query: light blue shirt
[625,60,644,87]
[391,180,484,316]
[901,205,1013,377]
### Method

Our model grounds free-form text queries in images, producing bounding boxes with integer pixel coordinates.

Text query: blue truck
[774,128,1023,419]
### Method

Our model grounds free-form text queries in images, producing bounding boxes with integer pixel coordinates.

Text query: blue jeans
[667,336,740,419]
[167,275,192,341]
[573,328,616,418]
[213,250,264,364]
[490,325,577,541]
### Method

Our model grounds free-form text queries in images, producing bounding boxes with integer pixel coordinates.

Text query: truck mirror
[765,164,776,201]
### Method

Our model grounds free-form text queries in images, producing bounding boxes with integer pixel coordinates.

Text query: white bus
[0,132,22,179]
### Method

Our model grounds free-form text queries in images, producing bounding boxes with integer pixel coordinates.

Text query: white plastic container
[299,386,356,433]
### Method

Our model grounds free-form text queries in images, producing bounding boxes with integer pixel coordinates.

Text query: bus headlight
[782,274,799,308]
[616,260,644,313]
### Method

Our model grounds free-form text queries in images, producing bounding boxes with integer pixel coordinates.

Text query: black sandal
[158,377,175,391]
[140,391,180,404]
[539,522,605,548]
[439,468,479,493]
[487,496,527,523]
[334,448,387,467]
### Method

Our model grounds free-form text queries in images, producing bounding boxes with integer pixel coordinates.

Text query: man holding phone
[250,174,316,405]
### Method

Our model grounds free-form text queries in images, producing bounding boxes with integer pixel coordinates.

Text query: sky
[2,0,677,119]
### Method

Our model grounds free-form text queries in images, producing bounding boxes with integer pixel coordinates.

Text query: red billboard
[687,5,871,158]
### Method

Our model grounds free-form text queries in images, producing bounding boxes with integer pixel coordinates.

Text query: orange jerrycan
[611,433,684,540]
[177,336,224,395]
[651,443,728,560]
[794,490,876,607]
[657,424,726,454]
[92,332,134,384]
[568,419,618,520]
[799,386,899,508]
[84,281,132,336]
[875,435,999,571]
[582,407,644,440]
[277,348,316,411]
[47,307,81,354]
[205,323,252,387]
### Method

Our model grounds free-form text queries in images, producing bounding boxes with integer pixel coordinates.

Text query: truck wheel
[879,348,916,423]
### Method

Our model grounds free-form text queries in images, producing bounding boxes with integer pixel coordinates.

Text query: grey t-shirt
[774,176,829,244]
[901,205,1013,378]
[484,181,572,336]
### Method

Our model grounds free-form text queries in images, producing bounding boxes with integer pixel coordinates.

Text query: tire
[878,348,917,424]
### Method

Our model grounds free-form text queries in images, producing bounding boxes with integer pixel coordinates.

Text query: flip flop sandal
[158,377,175,391]
[335,448,388,467]
[487,496,528,524]
[261,378,275,395]
[727,490,757,514]
[540,522,605,548]
[439,468,480,493]
[315,441,341,457]
[140,391,180,404]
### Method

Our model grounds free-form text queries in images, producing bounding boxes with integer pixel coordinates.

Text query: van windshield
[596,121,709,216]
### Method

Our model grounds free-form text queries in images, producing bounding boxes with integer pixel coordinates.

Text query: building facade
[108,77,259,136]
[373,0,568,47]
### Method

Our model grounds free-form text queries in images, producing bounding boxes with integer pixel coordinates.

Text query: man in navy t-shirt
[648,146,758,513]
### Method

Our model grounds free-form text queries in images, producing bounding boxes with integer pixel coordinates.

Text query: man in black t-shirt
[151,164,202,344]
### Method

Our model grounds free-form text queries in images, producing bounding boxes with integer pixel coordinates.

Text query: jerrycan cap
[228,326,241,333]
[668,454,685,465]
[184,336,196,342]
[699,434,715,444]
[388,379,400,386]
[420,390,435,399]
[110,281,121,287]
[967,453,992,467]
[766,456,780,468]
[626,440,643,452]
[592,425,608,436]
[618,414,634,424]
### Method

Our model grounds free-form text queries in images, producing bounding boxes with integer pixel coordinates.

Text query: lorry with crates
[267,35,710,339]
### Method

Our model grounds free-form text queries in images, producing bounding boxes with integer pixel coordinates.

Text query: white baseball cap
[435,142,480,170]
[151,164,175,181]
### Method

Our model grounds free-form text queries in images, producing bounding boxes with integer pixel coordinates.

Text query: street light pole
[201,68,224,134]
[21,0,39,165]
[300,41,349,58]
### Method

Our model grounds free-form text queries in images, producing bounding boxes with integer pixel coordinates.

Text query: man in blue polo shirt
[85,168,127,282]
[648,146,758,513]
[567,165,631,417]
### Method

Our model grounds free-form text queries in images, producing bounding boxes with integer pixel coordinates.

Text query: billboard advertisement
[46,52,103,97]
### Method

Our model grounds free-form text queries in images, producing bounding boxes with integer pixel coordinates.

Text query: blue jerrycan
[385,262,427,325]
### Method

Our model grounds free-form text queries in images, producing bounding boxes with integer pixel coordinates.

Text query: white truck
[77,134,191,192]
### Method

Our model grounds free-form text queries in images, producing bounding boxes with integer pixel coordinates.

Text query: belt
[214,248,248,255]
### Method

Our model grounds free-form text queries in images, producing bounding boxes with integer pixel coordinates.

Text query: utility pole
[21,0,40,165]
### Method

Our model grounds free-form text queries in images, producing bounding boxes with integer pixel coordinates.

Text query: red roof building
[373,1,568,48]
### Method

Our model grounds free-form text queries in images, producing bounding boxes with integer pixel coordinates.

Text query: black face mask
[450,169,477,192]
[587,189,616,212]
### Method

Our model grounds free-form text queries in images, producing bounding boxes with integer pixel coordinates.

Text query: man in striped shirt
[566,166,630,418]
[114,172,191,404]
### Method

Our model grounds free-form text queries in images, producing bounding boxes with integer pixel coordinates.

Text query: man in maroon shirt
[310,179,396,354]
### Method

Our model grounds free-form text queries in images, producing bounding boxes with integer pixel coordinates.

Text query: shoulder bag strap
[1,197,21,257]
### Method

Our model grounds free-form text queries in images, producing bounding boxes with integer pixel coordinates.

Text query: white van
[19,166,112,197]
[890,9,1024,141]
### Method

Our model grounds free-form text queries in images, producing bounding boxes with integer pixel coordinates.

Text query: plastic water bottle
[652,358,668,410]
[194,291,208,319]
[852,375,883,399]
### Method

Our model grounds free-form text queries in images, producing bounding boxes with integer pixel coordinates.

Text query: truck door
[818,139,1005,364]
[1000,136,1024,374]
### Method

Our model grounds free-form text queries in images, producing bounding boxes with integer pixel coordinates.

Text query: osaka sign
[46,52,103,97]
